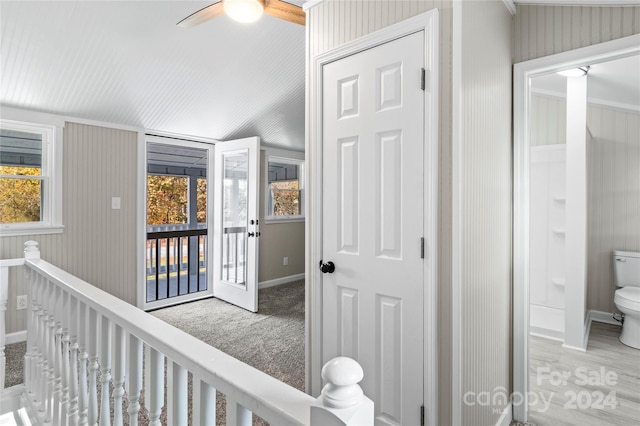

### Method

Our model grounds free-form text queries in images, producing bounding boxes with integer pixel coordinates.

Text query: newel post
[310,357,374,426]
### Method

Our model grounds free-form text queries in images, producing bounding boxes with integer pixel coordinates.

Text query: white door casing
[213,136,260,312]
[322,31,427,426]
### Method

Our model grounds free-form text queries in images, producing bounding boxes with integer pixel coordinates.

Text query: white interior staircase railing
[0,241,373,426]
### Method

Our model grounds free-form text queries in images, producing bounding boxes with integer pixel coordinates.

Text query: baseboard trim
[495,402,512,426]
[6,330,27,344]
[258,273,305,289]
[588,310,621,327]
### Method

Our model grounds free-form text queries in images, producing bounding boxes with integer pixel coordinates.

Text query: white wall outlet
[283,256,289,266]
[111,197,121,209]
[17,295,27,310]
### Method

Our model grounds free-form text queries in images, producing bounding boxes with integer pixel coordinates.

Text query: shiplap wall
[306,1,454,423]
[513,5,640,63]
[1,122,138,334]
[587,105,640,313]
[459,2,512,425]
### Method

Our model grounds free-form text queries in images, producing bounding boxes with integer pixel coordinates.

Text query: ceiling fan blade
[177,2,225,28]
[264,0,305,26]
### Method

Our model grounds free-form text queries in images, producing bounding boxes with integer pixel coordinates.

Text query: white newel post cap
[310,357,374,426]
[24,241,40,259]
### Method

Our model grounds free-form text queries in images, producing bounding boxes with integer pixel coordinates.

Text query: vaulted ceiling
[0,1,306,151]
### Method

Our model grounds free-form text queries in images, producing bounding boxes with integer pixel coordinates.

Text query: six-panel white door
[322,32,425,426]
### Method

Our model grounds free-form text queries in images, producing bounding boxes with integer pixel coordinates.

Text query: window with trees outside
[266,157,304,221]
[0,119,61,235]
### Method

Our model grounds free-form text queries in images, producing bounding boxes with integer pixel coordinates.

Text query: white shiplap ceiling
[0,1,306,151]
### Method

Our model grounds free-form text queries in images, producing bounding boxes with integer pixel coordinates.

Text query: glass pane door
[222,151,248,287]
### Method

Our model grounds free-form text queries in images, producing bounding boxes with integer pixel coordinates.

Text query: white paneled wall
[587,105,640,313]
[306,2,454,424]
[0,122,138,334]
[530,146,567,340]
[513,5,640,63]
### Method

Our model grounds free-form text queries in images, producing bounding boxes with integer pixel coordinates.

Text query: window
[0,119,62,235]
[266,156,304,221]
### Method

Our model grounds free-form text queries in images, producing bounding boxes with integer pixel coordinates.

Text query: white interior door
[322,32,425,426]
[213,136,260,312]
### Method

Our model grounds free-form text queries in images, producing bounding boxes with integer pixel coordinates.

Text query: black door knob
[319,260,335,274]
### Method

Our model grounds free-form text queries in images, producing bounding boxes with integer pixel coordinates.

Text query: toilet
[613,250,640,349]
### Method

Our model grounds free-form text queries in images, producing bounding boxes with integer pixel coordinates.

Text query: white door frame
[512,33,640,423]
[307,10,439,425]
[136,134,217,311]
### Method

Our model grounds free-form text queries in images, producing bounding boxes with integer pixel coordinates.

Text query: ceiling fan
[177,0,305,27]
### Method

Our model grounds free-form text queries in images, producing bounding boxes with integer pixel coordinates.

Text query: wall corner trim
[258,273,305,289]
[502,0,516,15]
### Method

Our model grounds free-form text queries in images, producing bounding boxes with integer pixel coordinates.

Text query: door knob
[319,260,335,274]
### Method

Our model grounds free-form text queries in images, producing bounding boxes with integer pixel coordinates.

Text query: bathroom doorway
[513,34,640,424]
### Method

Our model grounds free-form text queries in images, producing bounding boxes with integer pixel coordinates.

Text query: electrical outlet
[283,256,289,266]
[17,295,27,310]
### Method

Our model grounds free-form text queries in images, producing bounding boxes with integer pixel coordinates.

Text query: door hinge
[420,237,425,259]
[420,405,425,426]
[421,68,426,91]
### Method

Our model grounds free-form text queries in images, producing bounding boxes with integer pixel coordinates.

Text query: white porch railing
[0,241,373,426]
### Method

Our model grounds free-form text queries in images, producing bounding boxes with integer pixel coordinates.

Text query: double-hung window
[0,119,62,235]
[266,156,304,221]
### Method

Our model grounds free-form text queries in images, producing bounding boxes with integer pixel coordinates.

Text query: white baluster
[61,291,71,425]
[192,380,216,426]
[0,265,8,391]
[126,335,143,426]
[145,347,164,426]
[226,398,251,426]
[87,309,99,426]
[99,316,112,426]
[68,296,80,426]
[78,303,89,426]
[24,268,34,394]
[44,281,56,423]
[112,325,125,426]
[53,285,63,426]
[310,357,374,426]
[36,276,47,413]
[167,361,187,426]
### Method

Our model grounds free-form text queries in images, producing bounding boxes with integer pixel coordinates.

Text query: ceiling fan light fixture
[223,0,264,23]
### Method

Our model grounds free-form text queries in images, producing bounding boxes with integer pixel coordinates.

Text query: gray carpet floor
[3,280,305,425]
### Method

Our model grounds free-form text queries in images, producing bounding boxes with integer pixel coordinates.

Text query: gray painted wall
[1,121,138,334]
[258,149,305,283]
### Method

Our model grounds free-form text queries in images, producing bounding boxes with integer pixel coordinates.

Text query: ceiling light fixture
[557,66,590,77]
[223,0,265,23]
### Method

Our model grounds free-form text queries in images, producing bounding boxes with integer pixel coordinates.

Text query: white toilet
[613,250,640,349]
